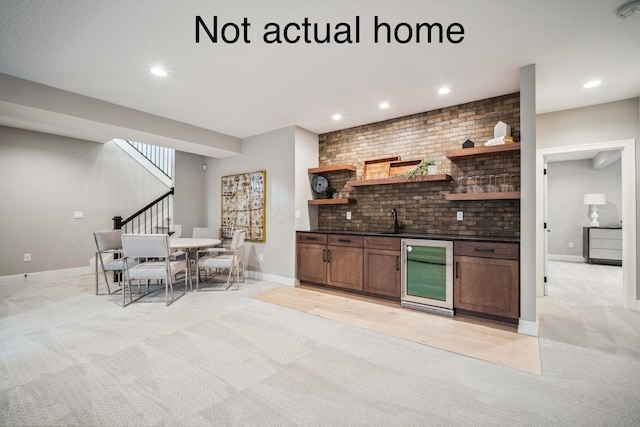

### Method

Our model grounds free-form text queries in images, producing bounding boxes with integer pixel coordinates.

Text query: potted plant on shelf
[324,185,337,199]
[404,160,437,179]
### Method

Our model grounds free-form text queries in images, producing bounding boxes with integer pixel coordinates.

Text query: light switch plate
[74,211,84,219]
[346,211,352,220]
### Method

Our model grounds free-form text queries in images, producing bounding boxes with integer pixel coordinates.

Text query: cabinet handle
[327,250,331,262]
[306,237,317,241]
[455,261,459,279]
[338,239,351,243]
[474,248,495,253]
[396,256,400,271]
[322,249,326,262]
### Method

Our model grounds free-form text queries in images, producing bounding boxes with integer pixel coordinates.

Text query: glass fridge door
[406,245,447,301]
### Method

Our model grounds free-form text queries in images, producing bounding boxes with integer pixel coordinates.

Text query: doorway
[536,140,637,310]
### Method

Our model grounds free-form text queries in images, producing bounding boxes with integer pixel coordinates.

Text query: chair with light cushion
[121,234,190,306]
[192,227,220,239]
[94,229,138,295]
[196,229,245,290]
[191,227,223,256]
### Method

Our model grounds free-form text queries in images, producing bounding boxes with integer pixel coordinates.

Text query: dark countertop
[298,229,520,244]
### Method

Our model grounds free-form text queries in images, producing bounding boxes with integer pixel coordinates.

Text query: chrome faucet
[391,208,399,234]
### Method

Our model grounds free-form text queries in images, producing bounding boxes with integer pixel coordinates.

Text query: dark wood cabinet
[454,241,519,321]
[326,245,363,290]
[296,233,328,284]
[363,236,401,299]
[296,233,363,291]
[297,233,520,316]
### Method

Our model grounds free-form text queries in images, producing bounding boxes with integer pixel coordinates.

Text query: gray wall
[0,126,170,277]
[520,64,537,327]
[207,126,297,282]
[547,159,622,258]
[173,151,207,237]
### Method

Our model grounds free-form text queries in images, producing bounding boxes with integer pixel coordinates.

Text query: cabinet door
[326,245,363,291]
[296,243,326,285]
[363,248,401,298]
[454,255,519,319]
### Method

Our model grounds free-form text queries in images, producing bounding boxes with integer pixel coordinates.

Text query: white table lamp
[583,193,606,227]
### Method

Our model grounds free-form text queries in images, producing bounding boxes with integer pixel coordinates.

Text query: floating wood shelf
[446,143,521,160]
[445,192,520,201]
[308,198,357,205]
[347,174,452,187]
[308,164,356,174]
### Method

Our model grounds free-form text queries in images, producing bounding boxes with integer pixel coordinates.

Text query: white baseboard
[518,318,539,336]
[0,266,91,286]
[547,254,585,263]
[247,271,295,286]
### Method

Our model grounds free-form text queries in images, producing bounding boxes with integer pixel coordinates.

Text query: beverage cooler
[401,239,454,316]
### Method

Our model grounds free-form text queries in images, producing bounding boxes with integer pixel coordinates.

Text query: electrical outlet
[569,242,574,248]
[259,253,264,262]
[24,253,31,262]
[457,211,463,221]
[346,211,352,220]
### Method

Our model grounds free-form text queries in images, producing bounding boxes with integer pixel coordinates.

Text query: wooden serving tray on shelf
[362,156,400,180]
[389,159,421,177]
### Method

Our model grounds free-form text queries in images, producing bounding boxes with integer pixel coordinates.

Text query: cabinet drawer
[589,238,622,250]
[454,241,519,260]
[296,233,327,244]
[363,236,401,250]
[589,228,622,240]
[589,248,622,261]
[328,234,363,247]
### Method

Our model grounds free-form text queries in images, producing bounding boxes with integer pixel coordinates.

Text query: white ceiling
[0,0,639,143]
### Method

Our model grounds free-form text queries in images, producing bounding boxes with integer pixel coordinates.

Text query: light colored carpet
[251,285,542,375]
[1,261,639,426]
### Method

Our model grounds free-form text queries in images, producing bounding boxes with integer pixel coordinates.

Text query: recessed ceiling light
[583,80,602,89]
[379,102,389,109]
[332,113,342,121]
[438,87,450,95]
[150,66,168,77]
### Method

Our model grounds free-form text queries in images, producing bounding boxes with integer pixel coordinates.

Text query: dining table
[169,237,222,288]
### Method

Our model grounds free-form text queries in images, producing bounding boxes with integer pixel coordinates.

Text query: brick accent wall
[316,93,521,238]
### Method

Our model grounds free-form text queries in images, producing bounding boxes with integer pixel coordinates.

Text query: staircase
[111,139,176,234]
[113,188,175,234]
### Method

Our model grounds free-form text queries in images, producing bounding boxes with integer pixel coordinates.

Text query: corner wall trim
[547,254,586,263]
[247,271,295,286]
[518,318,539,336]
[0,266,91,286]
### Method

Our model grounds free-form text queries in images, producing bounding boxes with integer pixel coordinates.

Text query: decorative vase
[427,165,437,175]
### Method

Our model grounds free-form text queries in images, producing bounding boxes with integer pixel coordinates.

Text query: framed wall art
[221,170,266,242]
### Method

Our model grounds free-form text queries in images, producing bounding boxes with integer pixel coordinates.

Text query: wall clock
[311,175,329,194]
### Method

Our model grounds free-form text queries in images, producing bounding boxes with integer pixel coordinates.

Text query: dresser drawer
[589,238,622,250]
[589,228,622,240]
[589,249,622,261]
[454,241,519,260]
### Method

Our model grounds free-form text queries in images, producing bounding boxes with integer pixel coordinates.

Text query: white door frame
[536,139,637,310]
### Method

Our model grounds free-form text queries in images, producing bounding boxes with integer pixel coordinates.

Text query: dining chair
[196,229,245,290]
[192,227,219,239]
[94,230,138,295]
[192,227,223,255]
[121,234,191,306]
